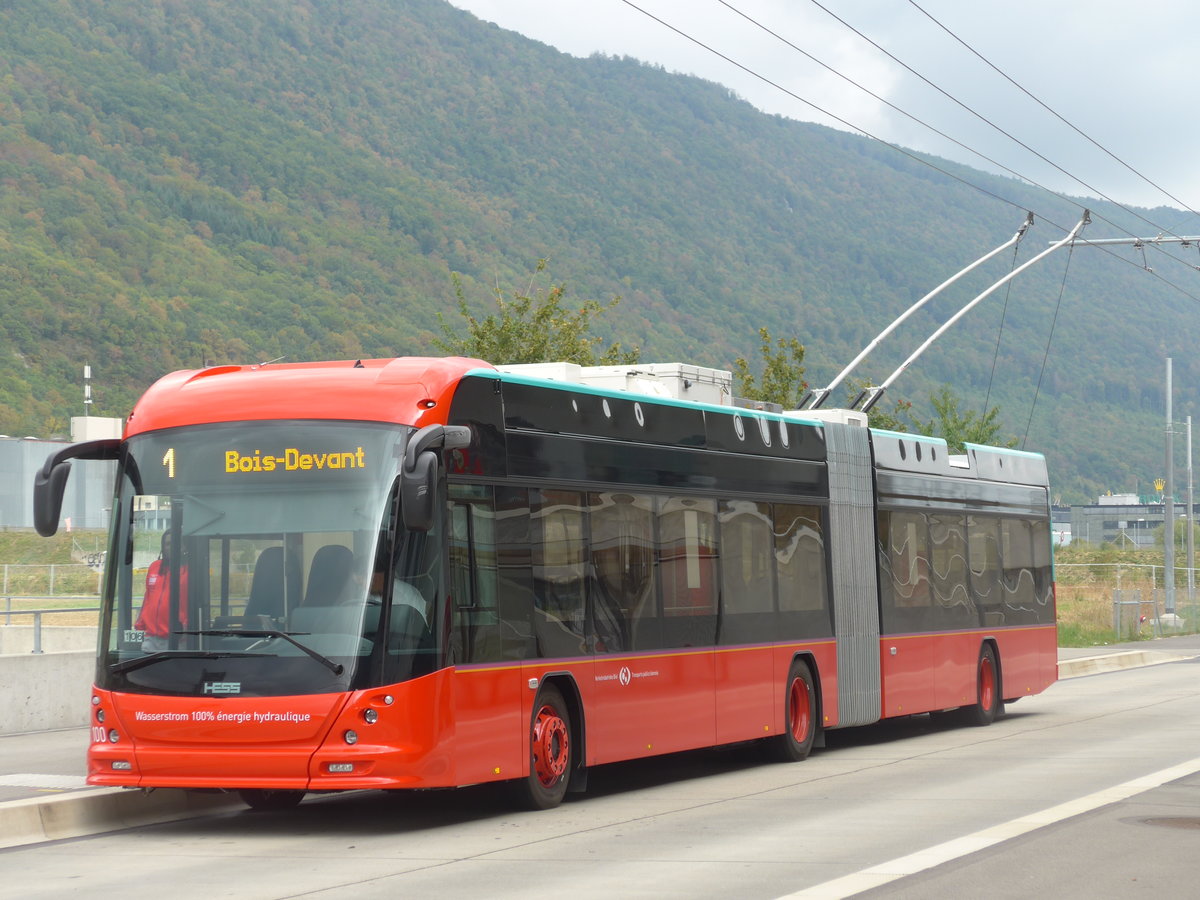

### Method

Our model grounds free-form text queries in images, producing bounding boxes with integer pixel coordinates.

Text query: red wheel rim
[531,703,569,787]
[788,677,812,744]
[979,657,995,711]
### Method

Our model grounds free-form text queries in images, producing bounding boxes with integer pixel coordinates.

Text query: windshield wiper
[110,650,270,676]
[180,629,345,675]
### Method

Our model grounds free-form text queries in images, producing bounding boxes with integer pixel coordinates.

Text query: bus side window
[1001,517,1038,622]
[494,487,535,659]
[969,515,1004,625]
[589,492,658,653]
[720,500,773,613]
[531,489,589,657]
[1030,518,1054,621]
[930,514,973,628]
[658,497,717,648]
[718,499,773,645]
[775,503,831,638]
[879,510,932,633]
[448,485,502,664]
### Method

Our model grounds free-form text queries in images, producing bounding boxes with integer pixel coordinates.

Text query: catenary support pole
[1187,416,1194,605]
[1165,359,1175,615]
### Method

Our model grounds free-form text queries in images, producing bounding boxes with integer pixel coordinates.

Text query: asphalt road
[3,639,1200,899]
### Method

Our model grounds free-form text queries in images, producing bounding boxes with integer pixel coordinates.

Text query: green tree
[732,327,807,409]
[434,260,640,365]
[910,386,1015,453]
[1153,517,1200,552]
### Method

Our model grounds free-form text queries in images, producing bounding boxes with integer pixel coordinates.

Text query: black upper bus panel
[493,377,826,461]
[446,372,829,496]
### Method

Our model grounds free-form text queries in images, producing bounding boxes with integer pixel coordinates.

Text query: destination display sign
[128,420,402,487]
[222,447,367,474]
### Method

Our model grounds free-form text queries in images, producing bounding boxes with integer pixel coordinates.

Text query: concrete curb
[0,786,241,850]
[1058,650,1198,679]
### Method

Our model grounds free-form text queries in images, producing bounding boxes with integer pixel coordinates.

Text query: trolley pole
[859,211,1089,412]
[805,212,1033,410]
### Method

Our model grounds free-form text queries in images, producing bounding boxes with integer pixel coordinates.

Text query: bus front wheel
[520,684,572,810]
[769,660,817,762]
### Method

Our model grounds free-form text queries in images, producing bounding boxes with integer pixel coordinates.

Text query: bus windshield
[96,420,438,697]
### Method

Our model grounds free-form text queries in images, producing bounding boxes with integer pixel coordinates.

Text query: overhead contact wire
[907,0,1200,221]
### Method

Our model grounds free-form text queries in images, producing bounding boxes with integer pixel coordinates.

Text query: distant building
[1051,505,1072,546]
[0,417,121,531]
[1070,495,1189,549]
[1098,493,1140,506]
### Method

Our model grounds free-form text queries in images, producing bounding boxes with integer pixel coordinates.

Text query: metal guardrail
[1,598,100,654]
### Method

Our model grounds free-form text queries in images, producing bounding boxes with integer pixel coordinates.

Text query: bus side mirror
[33,461,73,537]
[401,451,437,532]
[32,439,121,537]
[401,425,471,532]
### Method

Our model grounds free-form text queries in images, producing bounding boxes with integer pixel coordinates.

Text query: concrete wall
[0,651,94,734]
[0,626,97,654]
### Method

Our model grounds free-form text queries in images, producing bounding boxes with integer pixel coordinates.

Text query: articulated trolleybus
[34,357,1056,810]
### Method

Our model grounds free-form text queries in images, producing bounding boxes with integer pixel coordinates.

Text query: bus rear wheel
[238,788,306,811]
[769,660,817,762]
[966,644,1001,727]
[519,684,572,810]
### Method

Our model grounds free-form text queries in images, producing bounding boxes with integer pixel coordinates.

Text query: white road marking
[778,756,1200,899]
[0,773,89,789]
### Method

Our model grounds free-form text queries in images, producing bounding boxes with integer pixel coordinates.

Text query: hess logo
[202,681,241,695]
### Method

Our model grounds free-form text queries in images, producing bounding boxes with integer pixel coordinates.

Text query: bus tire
[966,644,1000,727]
[769,659,817,762]
[519,684,572,810]
[238,788,305,811]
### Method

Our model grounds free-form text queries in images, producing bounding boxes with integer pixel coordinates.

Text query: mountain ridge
[1,0,1197,503]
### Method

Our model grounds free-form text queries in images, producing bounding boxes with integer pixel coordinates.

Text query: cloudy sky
[449,0,1199,219]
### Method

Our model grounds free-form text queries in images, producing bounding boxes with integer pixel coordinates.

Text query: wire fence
[1057,563,1200,640]
[1,563,103,597]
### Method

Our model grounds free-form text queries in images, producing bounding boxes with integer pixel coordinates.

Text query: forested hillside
[2,0,1198,503]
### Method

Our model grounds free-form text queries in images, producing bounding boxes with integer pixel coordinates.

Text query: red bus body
[58,357,1055,802]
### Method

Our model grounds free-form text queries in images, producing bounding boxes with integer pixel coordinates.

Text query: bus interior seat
[303,544,354,607]
[240,546,297,622]
[213,546,300,628]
